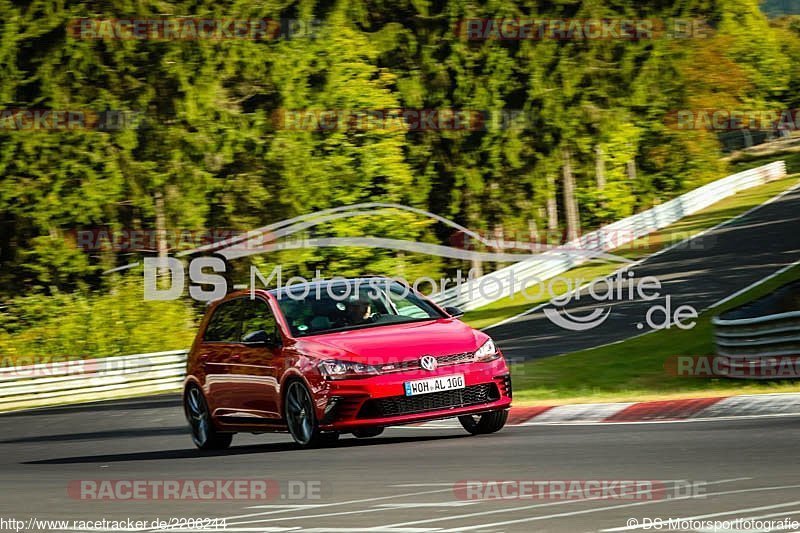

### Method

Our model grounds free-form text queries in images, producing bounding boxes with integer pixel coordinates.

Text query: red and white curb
[415,393,800,427]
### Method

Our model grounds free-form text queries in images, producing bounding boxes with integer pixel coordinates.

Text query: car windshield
[273,280,445,337]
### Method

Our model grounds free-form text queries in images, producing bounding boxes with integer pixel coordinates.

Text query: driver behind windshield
[343,294,373,326]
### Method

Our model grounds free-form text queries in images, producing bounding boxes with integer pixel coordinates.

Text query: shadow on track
[0,426,187,444]
[24,433,467,465]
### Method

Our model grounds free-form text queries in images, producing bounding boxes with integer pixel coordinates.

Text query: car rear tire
[284,380,337,448]
[352,427,384,438]
[458,409,508,435]
[184,384,233,450]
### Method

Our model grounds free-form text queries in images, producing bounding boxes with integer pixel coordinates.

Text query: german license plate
[404,374,465,396]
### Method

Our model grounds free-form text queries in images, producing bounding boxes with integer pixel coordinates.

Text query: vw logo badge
[420,355,438,371]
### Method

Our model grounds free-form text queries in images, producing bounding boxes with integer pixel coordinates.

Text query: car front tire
[458,409,508,435]
[284,380,338,448]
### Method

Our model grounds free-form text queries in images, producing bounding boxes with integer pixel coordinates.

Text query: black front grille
[358,383,500,418]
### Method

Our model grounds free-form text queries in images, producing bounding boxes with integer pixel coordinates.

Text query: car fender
[279,360,328,420]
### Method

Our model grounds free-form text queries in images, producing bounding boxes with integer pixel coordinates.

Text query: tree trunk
[562,147,580,243]
[546,173,558,245]
[595,145,606,190]
[627,158,638,182]
[469,213,483,278]
[492,224,505,251]
[154,191,168,280]
[528,218,538,252]
[470,256,483,278]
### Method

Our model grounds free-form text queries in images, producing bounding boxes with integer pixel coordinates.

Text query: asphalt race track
[489,184,800,360]
[2,396,800,532]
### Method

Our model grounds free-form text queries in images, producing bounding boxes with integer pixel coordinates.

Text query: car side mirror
[444,306,465,318]
[242,329,280,347]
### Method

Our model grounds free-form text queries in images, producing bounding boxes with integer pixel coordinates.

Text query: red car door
[198,298,243,417]
[223,296,283,419]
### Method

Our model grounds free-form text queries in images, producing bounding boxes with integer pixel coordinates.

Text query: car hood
[295,319,486,362]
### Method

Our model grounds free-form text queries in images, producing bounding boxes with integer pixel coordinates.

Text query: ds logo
[143,257,228,302]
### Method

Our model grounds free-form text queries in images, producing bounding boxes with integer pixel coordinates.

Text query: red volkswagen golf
[183,277,512,448]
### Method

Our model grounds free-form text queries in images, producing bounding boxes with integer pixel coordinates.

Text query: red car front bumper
[315,358,512,431]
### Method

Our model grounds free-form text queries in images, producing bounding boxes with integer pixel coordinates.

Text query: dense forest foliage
[1,0,799,357]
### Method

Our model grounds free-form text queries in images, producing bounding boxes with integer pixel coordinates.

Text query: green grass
[463,174,800,330]
[510,264,800,405]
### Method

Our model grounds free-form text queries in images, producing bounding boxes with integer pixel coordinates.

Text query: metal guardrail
[0,161,790,411]
[0,350,188,412]
[712,280,800,378]
[434,160,787,311]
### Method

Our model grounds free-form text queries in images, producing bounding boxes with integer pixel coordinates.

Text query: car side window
[241,298,279,344]
[204,300,242,342]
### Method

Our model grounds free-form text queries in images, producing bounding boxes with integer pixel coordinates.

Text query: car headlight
[474,338,501,362]
[319,360,379,380]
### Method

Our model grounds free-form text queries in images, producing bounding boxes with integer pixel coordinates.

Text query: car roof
[210,277,407,305]
[266,276,400,296]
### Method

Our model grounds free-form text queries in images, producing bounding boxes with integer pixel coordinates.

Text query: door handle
[230,354,241,362]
